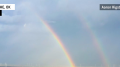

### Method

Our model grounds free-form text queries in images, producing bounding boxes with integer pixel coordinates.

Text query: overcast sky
[0,0,120,66]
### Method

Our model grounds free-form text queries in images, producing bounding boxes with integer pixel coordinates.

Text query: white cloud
[0,24,18,31]
[0,13,22,23]
[23,23,26,27]
[47,20,56,23]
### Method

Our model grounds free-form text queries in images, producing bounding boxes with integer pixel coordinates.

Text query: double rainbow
[27,5,109,67]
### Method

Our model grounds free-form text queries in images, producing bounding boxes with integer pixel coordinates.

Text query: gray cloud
[0,1,70,66]
[1,0,120,66]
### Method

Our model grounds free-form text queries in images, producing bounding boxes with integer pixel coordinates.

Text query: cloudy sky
[0,0,120,66]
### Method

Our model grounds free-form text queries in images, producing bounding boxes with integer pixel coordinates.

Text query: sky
[0,0,120,66]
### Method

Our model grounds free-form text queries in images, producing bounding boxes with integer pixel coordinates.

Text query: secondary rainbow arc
[78,13,110,67]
